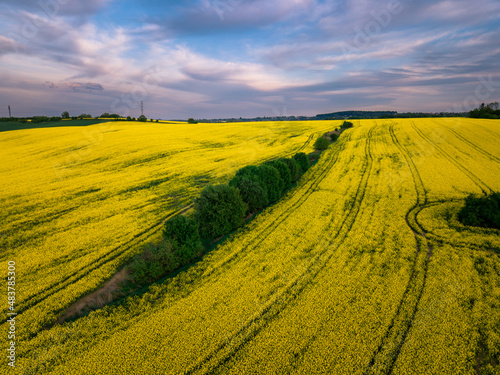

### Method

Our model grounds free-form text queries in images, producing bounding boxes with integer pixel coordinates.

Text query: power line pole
[141,101,144,117]
[8,105,11,117]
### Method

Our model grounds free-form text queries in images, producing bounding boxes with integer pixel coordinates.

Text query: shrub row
[128,125,353,286]
[196,152,310,239]
[128,152,311,285]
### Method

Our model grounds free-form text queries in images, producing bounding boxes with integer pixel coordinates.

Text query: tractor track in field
[412,200,500,256]
[185,125,377,375]
[437,121,500,165]
[198,130,355,283]
[294,126,333,153]
[410,121,492,195]
[27,127,325,314]
[11,204,193,328]
[281,123,379,372]
[363,123,432,375]
[16,125,335,337]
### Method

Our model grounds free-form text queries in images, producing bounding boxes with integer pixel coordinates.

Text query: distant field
[2,118,500,374]
[0,119,336,343]
[0,119,109,132]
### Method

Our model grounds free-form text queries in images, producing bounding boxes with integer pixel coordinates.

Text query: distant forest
[314,110,467,120]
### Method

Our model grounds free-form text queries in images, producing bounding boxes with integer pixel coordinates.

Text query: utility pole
[141,101,144,117]
[8,105,11,117]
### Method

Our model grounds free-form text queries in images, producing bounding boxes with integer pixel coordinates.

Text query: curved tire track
[13,204,193,323]
[364,123,432,375]
[410,121,492,195]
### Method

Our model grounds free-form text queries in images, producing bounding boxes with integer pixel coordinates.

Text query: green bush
[130,257,149,285]
[279,157,301,181]
[458,193,500,229]
[31,116,49,124]
[265,160,291,189]
[229,175,268,214]
[195,184,248,239]
[293,152,310,172]
[255,164,282,202]
[163,215,203,262]
[235,165,260,178]
[129,240,181,285]
[163,215,201,246]
[341,121,354,129]
[330,133,338,142]
[314,136,330,150]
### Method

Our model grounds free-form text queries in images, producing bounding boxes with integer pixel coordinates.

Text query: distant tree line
[315,111,467,120]
[469,102,500,119]
[0,112,164,124]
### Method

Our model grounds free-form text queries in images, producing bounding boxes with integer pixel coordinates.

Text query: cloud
[0,0,113,17]
[66,82,104,91]
[0,0,499,118]
[43,81,58,89]
[0,35,30,55]
[150,0,318,36]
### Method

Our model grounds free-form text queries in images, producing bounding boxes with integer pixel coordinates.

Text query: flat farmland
[2,118,499,374]
[0,120,336,343]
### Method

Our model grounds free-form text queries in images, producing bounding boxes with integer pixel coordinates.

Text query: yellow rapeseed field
[2,118,499,374]
[0,120,336,342]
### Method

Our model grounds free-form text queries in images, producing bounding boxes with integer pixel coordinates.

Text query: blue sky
[0,0,499,119]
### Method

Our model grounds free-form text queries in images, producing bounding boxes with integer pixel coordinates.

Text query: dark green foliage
[100,113,121,118]
[235,165,259,178]
[163,215,203,261]
[31,116,61,123]
[255,164,282,202]
[129,240,181,285]
[469,102,500,119]
[31,116,49,124]
[129,216,204,285]
[341,121,354,129]
[330,133,338,142]
[138,115,147,122]
[61,111,70,119]
[458,193,500,229]
[314,136,330,150]
[195,184,248,239]
[265,160,291,189]
[293,152,310,172]
[279,157,301,181]
[126,116,132,121]
[229,175,268,214]
[188,118,197,124]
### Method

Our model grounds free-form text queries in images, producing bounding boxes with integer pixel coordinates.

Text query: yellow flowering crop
[1,118,499,374]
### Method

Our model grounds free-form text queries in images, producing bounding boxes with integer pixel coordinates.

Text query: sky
[0,0,499,119]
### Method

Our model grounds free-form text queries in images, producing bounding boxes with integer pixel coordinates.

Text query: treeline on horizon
[469,102,500,119]
[314,110,470,120]
[0,112,156,123]
[1,103,498,124]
